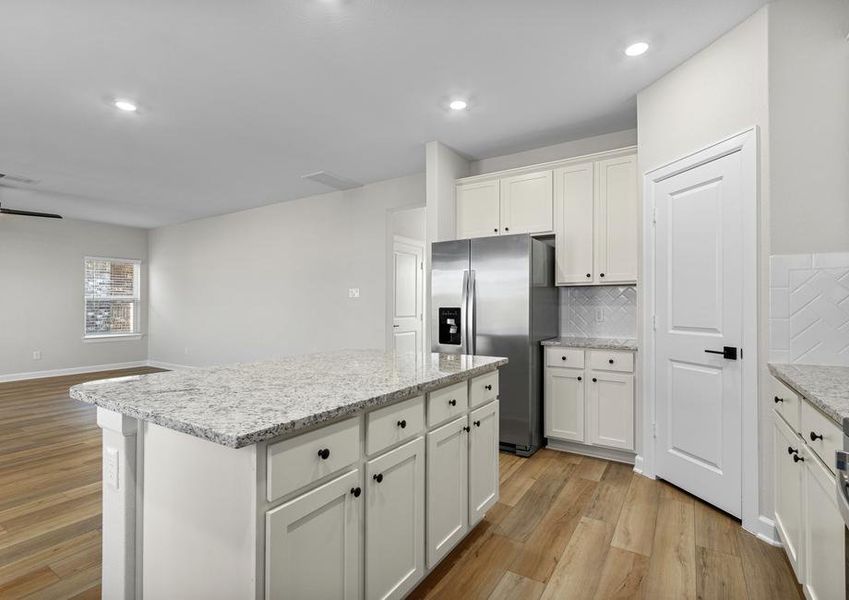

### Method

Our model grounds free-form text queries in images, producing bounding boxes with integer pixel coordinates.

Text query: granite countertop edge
[540,337,638,351]
[70,357,507,449]
[768,363,849,427]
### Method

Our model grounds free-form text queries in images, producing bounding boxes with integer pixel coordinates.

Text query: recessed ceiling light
[449,99,468,111]
[113,99,138,112]
[624,42,649,57]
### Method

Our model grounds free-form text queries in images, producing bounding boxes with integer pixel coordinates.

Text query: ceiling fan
[0,173,62,219]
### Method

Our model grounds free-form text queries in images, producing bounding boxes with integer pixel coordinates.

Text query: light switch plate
[348,288,360,298]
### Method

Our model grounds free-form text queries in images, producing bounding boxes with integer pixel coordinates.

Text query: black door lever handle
[704,346,738,360]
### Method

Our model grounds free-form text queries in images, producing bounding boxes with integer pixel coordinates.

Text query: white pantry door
[653,149,745,518]
[392,237,424,360]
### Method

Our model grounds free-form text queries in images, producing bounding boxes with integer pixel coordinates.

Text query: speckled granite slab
[70,351,507,449]
[768,363,849,427]
[541,336,638,351]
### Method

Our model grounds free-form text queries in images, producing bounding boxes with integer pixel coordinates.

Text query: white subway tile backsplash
[769,253,849,366]
[560,285,636,339]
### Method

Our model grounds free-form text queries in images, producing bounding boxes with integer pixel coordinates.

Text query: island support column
[97,408,140,600]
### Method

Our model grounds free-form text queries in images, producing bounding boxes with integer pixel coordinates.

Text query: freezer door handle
[836,451,849,527]
[460,270,470,354]
[467,270,476,355]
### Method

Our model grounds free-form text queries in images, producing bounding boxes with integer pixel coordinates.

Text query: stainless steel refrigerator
[431,234,558,456]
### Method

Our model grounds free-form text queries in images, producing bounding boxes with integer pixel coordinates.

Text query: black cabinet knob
[600,273,605,278]
[449,399,457,406]
[787,446,798,455]
[350,487,361,497]
[485,384,492,391]
[474,420,481,427]
[493,228,498,233]
[317,448,331,460]
[793,454,805,463]
[397,419,407,429]
[577,376,582,381]
[373,473,383,483]
[463,426,471,433]
[774,395,784,404]
[608,359,614,364]
[505,227,510,232]
[810,431,823,442]
[592,377,597,383]
[561,356,567,361]
[586,273,591,278]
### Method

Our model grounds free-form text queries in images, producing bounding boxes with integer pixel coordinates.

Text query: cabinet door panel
[586,371,633,450]
[773,414,804,579]
[594,155,637,284]
[426,417,469,568]
[500,170,553,235]
[544,367,585,442]
[266,469,361,600]
[469,400,499,525]
[803,448,845,600]
[457,181,500,239]
[554,163,595,285]
[365,438,425,600]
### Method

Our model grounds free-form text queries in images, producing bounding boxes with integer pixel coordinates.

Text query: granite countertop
[541,336,638,351]
[70,350,507,449]
[768,363,849,427]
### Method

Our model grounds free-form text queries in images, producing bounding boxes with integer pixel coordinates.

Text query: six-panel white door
[266,469,362,600]
[456,180,500,238]
[544,368,585,442]
[365,437,425,600]
[554,162,595,284]
[500,170,553,235]
[586,371,634,450]
[653,149,745,517]
[392,238,424,360]
[773,415,804,579]
[594,155,637,284]
[426,416,468,568]
[468,400,499,525]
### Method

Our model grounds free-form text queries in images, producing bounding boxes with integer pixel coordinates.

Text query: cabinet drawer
[267,417,360,502]
[801,400,841,473]
[771,376,801,434]
[469,371,498,409]
[428,382,468,427]
[588,350,633,373]
[366,395,424,456]
[545,346,585,369]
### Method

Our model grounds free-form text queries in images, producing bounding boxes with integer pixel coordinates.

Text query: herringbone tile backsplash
[560,285,637,338]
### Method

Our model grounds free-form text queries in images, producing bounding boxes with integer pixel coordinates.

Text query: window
[84,257,141,338]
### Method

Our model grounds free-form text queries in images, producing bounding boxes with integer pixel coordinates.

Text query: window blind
[84,258,140,336]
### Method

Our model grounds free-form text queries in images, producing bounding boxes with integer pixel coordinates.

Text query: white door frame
[391,234,426,358]
[640,127,760,534]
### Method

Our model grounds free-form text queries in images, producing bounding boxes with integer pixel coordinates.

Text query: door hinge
[652,422,657,439]
[652,314,656,331]
[652,206,657,226]
[420,262,424,270]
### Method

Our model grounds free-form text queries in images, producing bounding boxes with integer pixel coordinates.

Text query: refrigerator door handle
[460,270,470,354]
[467,270,476,355]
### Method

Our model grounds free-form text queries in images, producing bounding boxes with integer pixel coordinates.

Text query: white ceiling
[0,0,767,228]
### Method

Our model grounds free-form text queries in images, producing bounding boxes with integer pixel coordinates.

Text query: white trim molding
[641,127,761,534]
[546,439,636,466]
[0,360,150,383]
[753,515,781,547]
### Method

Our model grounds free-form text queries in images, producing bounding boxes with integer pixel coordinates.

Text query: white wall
[390,206,426,242]
[0,216,149,377]
[147,173,425,367]
[469,129,638,175]
[769,0,849,254]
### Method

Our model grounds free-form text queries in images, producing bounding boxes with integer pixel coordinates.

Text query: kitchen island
[70,350,506,600]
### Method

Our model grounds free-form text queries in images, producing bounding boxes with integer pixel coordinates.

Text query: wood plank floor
[1,369,803,599]
[0,367,162,599]
[409,450,804,600]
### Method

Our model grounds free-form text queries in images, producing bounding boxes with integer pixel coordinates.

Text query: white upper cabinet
[456,180,500,239]
[554,162,595,284]
[594,155,638,284]
[499,170,553,235]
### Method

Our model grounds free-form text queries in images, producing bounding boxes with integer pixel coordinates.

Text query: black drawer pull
[608,359,614,364]
[474,420,481,427]
[774,395,784,404]
[463,426,471,433]
[793,454,805,463]
[577,376,582,381]
[561,356,567,361]
[810,431,823,442]
[592,378,597,383]
[787,446,798,455]
[350,487,361,497]
[485,384,492,390]
[397,419,407,429]
[317,448,331,460]
[449,399,457,406]
[586,273,591,278]
[373,473,383,483]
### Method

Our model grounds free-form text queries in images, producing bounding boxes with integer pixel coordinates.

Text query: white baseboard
[747,514,781,546]
[632,454,657,478]
[546,438,636,465]
[0,360,150,383]
[146,360,192,370]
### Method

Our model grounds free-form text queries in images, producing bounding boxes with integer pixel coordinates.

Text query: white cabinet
[803,445,845,600]
[553,153,637,286]
[456,180,500,239]
[365,437,425,600]
[266,469,362,600]
[469,400,499,525]
[554,162,595,284]
[426,416,469,568]
[594,155,638,284]
[773,413,805,579]
[500,170,553,235]
[543,346,635,455]
[544,367,585,442]
[456,170,553,239]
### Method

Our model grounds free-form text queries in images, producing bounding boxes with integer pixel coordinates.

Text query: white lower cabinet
[544,368,584,442]
[365,437,425,600]
[266,469,362,600]
[426,416,469,568]
[773,413,804,578]
[469,400,499,525]
[803,445,844,600]
[587,371,634,450]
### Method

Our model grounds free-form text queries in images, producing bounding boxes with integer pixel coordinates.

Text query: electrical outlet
[348,288,360,298]
[105,447,119,490]
[595,307,604,323]
[32,350,41,360]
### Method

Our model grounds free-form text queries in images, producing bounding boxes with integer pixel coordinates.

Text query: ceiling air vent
[301,171,362,191]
